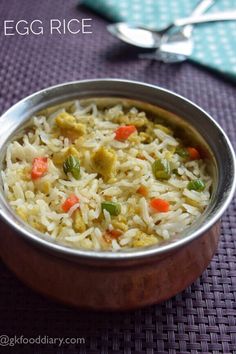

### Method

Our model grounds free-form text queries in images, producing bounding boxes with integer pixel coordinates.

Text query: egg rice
[1,101,212,251]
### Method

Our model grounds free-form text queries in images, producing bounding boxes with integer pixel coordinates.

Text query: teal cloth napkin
[83,0,236,80]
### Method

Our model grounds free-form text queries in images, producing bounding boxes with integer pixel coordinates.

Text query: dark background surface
[0,1,235,353]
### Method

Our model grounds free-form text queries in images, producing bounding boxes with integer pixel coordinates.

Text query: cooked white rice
[1,101,212,251]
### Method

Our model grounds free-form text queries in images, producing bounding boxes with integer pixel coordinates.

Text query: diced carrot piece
[103,229,123,243]
[150,198,170,213]
[62,194,79,212]
[31,157,48,180]
[137,185,148,197]
[108,229,123,238]
[187,147,200,160]
[114,125,137,141]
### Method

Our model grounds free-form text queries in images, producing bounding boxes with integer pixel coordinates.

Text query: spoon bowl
[107,23,162,49]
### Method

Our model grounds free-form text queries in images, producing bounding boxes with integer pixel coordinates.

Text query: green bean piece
[101,201,121,216]
[187,179,205,192]
[63,155,80,180]
[152,159,171,180]
[176,147,189,159]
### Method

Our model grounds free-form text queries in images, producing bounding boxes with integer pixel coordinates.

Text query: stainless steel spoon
[144,0,215,63]
[140,0,214,63]
[107,11,236,50]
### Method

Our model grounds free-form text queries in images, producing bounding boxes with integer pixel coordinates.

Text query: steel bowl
[0,79,235,310]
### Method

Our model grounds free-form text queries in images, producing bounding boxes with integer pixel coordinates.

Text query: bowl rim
[0,78,235,262]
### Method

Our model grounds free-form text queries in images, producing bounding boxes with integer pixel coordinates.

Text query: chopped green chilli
[63,155,81,180]
[187,179,205,192]
[152,159,171,180]
[101,201,121,216]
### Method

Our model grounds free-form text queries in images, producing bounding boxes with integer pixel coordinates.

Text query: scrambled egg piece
[132,232,158,248]
[112,114,149,128]
[55,112,86,140]
[34,180,51,194]
[52,146,80,166]
[91,146,116,180]
[17,167,31,181]
[73,210,86,233]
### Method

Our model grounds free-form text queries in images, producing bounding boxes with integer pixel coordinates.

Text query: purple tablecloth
[0,0,235,353]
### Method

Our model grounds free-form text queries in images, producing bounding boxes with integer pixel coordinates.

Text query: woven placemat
[0,0,235,353]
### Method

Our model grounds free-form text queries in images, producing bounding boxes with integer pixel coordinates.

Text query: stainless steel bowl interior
[0,79,235,263]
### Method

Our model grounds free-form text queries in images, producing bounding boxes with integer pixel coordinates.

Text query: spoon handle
[174,0,215,37]
[191,0,215,16]
[174,11,236,27]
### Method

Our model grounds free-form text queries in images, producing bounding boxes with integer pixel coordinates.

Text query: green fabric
[83,0,236,79]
